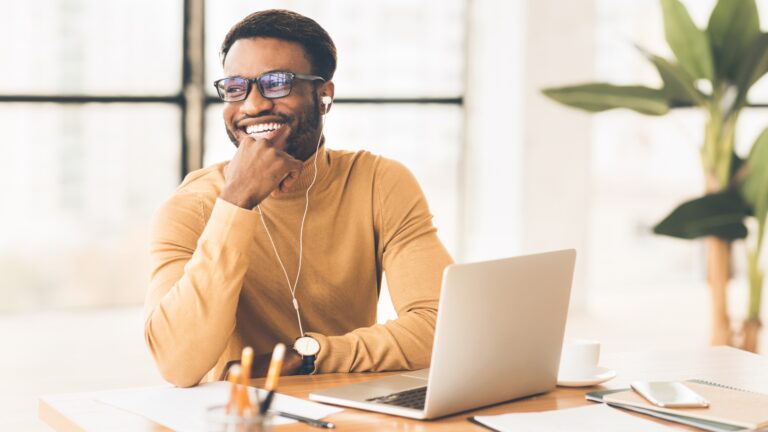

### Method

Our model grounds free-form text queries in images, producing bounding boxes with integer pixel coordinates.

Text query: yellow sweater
[144,145,453,387]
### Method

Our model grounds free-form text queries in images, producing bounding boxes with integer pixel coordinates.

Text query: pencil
[225,365,241,415]
[239,347,254,416]
[259,343,286,414]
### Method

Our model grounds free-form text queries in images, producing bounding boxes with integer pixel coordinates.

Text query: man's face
[222,37,324,161]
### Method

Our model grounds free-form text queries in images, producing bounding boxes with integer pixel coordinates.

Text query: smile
[245,122,285,134]
[243,122,287,141]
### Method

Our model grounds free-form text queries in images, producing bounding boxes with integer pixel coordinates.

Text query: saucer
[557,366,616,387]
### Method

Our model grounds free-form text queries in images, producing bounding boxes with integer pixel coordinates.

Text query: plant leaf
[644,52,707,106]
[542,84,669,115]
[660,0,715,81]
[708,0,759,82]
[735,33,768,107]
[653,190,749,240]
[741,128,768,246]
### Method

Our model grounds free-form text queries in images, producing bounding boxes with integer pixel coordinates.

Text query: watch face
[294,336,320,356]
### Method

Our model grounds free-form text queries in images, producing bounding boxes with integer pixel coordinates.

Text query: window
[0,0,183,312]
[1,1,466,313]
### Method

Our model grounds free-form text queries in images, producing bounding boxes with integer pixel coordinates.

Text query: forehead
[223,37,312,77]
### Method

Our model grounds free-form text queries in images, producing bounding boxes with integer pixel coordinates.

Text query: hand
[249,348,304,378]
[220,137,303,209]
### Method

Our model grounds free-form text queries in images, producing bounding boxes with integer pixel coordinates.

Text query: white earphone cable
[256,100,327,338]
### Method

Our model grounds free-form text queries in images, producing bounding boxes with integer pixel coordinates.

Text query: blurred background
[3,0,768,430]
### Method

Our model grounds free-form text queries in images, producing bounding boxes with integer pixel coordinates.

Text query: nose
[240,82,275,115]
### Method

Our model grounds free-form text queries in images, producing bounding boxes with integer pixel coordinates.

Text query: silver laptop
[309,249,576,419]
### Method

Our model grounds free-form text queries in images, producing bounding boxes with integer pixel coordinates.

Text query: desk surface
[39,346,768,431]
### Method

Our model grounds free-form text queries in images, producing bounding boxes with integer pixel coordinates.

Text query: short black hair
[220,9,337,80]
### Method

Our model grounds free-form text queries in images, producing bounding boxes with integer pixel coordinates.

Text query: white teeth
[246,122,284,134]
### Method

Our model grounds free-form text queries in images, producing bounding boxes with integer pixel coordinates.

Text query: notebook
[602,380,768,430]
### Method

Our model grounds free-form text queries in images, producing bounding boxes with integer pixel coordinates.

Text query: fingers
[238,135,266,149]
[271,163,302,198]
[279,168,301,193]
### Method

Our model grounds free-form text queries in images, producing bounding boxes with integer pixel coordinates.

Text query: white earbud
[321,95,332,113]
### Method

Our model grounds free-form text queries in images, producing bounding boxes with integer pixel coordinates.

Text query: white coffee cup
[558,338,601,378]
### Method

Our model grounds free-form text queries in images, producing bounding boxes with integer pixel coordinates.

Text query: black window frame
[0,0,466,181]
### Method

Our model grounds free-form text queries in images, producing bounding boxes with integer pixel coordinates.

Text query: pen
[259,343,286,414]
[275,410,336,429]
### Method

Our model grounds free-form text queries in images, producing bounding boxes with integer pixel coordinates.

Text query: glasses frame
[213,71,325,102]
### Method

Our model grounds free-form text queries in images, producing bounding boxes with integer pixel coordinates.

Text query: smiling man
[144,9,453,387]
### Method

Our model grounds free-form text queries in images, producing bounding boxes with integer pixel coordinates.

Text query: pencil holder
[205,405,274,432]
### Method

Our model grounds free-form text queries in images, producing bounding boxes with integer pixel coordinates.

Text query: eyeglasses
[213,71,325,102]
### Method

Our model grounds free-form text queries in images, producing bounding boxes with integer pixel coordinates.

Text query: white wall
[465,0,595,311]
[463,0,526,261]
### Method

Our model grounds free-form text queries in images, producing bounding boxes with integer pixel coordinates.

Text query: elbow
[144,321,204,388]
[158,364,203,388]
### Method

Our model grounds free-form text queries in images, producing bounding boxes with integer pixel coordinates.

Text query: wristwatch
[293,335,320,375]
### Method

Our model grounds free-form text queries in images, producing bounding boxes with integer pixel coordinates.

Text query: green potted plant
[542,0,768,351]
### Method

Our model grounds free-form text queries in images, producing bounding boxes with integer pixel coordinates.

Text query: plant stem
[702,84,740,190]
[716,114,738,187]
[707,237,733,345]
[748,233,765,320]
[702,105,721,190]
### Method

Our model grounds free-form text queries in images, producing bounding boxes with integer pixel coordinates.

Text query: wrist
[293,335,320,375]
[283,349,305,375]
[219,187,258,209]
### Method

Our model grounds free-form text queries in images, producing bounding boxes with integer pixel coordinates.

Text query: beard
[225,92,321,162]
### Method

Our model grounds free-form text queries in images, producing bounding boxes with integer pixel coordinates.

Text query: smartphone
[630,381,710,408]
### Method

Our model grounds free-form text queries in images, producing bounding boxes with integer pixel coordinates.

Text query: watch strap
[299,354,316,375]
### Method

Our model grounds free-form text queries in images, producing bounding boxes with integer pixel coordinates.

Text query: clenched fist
[220,137,303,209]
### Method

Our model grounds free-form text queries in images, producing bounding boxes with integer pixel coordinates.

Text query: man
[144,9,453,387]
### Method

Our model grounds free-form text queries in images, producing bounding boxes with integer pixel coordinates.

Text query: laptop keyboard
[366,386,427,410]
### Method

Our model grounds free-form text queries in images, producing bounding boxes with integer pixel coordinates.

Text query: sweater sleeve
[144,195,260,387]
[309,159,453,372]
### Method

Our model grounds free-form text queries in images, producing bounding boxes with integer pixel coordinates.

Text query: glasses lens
[258,72,292,99]
[217,77,248,102]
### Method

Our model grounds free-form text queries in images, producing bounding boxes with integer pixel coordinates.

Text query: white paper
[473,404,677,432]
[96,382,342,432]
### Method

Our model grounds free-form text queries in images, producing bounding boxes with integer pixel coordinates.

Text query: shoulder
[177,162,227,197]
[153,162,227,230]
[329,149,424,215]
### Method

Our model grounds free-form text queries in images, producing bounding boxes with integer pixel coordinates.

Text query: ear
[319,81,335,113]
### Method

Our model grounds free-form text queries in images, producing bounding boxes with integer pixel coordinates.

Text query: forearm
[144,244,248,386]
[144,198,259,386]
[309,308,437,373]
